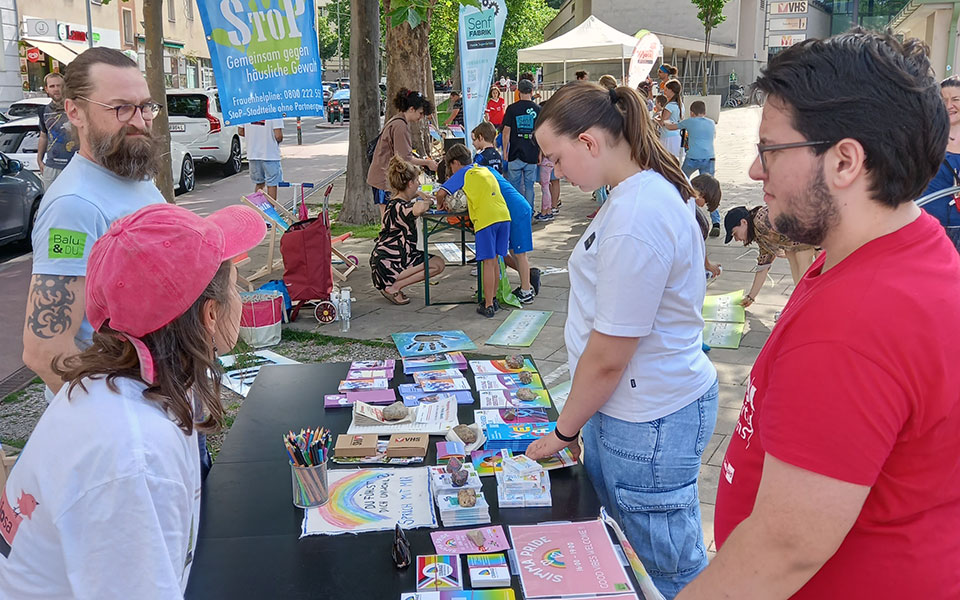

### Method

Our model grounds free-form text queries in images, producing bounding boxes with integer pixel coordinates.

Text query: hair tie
[608,88,619,104]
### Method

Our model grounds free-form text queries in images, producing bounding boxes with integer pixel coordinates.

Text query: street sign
[769,34,806,47]
[25,48,42,63]
[769,17,807,30]
[770,1,808,14]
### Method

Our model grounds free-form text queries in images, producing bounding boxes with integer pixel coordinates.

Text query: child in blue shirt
[678,101,720,235]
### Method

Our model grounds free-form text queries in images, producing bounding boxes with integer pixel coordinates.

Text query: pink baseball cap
[86,203,266,383]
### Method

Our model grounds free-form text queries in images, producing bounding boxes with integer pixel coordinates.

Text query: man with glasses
[22,47,165,401]
[676,30,960,600]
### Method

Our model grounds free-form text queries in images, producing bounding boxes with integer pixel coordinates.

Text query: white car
[6,97,51,120]
[0,116,195,195]
[166,89,244,176]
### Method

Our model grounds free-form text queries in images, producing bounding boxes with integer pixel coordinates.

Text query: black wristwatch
[554,425,580,443]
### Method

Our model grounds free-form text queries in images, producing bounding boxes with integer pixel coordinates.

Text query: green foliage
[545,0,565,7]
[322,0,354,61]
[317,13,341,61]
[429,0,558,80]
[691,0,729,32]
[388,0,480,30]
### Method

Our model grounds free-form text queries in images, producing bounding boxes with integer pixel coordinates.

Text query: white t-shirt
[565,169,716,423]
[244,119,283,161]
[0,377,201,599]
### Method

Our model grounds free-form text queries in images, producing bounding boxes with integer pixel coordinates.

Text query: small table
[185,358,614,599]
[421,209,482,306]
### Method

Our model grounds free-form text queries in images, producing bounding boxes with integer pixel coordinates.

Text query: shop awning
[22,39,81,65]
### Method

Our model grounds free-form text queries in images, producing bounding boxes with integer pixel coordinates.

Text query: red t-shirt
[486,97,506,126]
[715,212,960,598]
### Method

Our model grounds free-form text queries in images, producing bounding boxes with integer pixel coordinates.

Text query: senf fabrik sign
[770,1,807,14]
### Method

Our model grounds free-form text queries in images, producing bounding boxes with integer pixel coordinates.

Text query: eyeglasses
[77,96,162,122]
[756,140,835,172]
[392,524,411,568]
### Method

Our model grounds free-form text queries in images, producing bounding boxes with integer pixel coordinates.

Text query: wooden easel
[241,190,297,284]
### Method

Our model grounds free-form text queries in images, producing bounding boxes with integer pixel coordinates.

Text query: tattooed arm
[22,274,85,393]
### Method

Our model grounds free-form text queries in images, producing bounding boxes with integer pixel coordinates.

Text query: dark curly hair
[393,88,434,115]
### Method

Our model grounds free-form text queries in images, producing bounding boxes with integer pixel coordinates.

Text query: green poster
[703,321,745,349]
[702,290,746,323]
[486,310,553,347]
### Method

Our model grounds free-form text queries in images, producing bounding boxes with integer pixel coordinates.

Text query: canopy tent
[516,16,640,81]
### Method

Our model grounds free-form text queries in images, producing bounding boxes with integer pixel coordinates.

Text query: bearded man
[22,47,165,400]
[36,71,79,189]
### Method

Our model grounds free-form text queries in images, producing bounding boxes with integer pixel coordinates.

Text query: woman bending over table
[370,155,444,305]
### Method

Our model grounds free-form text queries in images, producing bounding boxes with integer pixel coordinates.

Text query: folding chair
[241,190,297,283]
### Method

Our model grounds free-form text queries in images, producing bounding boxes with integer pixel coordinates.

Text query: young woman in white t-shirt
[0,204,265,598]
[527,83,719,599]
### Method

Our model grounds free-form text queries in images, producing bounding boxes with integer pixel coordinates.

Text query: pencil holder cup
[291,461,329,508]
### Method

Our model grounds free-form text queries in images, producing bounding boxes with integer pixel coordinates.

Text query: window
[122,8,134,47]
[168,0,176,22]
[166,94,208,118]
[186,0,194,20]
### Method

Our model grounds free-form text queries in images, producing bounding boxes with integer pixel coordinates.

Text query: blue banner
[195,0,324,126]
[458,0,507,152]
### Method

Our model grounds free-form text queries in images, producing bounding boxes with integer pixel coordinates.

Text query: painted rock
[445,457,462,473]
[382,401,408,421]
[505,354,525,370]
[516,388,537,401]
[458,488,477,507]
[451,468,469,487]
[453,424,477,444]
[518,371,533,384]
[502,408,517,421]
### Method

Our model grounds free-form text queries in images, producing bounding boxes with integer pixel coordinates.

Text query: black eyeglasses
[756,140,835,171]
[77,96,163,122]
[392,524,411,568]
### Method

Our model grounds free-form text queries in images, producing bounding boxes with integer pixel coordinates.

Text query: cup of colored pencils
[285,427,332,508]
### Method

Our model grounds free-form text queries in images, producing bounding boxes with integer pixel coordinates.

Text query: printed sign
[769,34,806,47]
[770,0,808,14]
[195,0,324,125]
[627,31,662,88]
[769,17,808,30]
[457,0,508,152]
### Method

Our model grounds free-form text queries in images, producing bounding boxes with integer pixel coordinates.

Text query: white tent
[516,16,640,81]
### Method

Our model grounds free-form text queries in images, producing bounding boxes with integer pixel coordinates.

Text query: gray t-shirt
[31,154,165,347]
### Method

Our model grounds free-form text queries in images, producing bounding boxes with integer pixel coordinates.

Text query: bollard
[296,117,302,145]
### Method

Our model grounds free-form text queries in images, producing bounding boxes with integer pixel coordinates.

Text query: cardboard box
[386,433,429,457]
[334,434,378,458]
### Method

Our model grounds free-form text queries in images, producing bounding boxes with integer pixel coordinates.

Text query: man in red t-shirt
[676,31,960,600]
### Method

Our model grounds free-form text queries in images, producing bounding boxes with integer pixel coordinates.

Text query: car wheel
[222,136,242,176]
[176,154,195,195]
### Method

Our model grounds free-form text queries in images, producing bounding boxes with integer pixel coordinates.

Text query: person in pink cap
[0,203,265,598]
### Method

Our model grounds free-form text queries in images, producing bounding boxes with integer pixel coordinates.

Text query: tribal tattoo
[27,275,77,339]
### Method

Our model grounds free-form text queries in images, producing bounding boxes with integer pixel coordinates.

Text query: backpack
[366,116,405,164]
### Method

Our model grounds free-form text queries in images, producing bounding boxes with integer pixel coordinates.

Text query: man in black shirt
[502,79,541,208]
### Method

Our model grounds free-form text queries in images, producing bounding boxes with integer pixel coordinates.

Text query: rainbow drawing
[542,549,566,568]
[315,470,389,529]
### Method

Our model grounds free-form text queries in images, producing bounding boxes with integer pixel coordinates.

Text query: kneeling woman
[0,204,265,597]
[370,155,445,305]
[526,83,718,599]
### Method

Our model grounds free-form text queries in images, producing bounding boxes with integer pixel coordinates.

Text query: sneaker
[529,267,541,296]
[470,266,478,276]
[586,208,599,219]
[477,304,496,318]
[533,213,554,222]
[702,342,711,353]
[515,288,535,304]
[709,223,721,238]
[551,207,560,215]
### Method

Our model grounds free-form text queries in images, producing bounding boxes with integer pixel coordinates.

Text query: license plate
[169,124,186,132]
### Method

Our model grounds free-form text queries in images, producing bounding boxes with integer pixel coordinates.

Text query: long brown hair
[664,79,683,119]
[536,83,694,200]
[387,154,420,194]
[55,262,234,435]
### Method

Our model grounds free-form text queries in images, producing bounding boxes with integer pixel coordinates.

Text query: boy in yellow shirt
[436,144,511,317]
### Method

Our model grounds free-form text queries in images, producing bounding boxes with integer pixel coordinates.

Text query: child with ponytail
[524,83,718,599]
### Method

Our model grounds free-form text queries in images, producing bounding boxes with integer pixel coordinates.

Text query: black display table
[185,357,608,599]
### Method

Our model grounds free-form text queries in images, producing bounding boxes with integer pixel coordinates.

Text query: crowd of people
[4,28,960,600]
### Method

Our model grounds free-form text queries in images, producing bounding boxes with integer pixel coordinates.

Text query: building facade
[891,0,959,80]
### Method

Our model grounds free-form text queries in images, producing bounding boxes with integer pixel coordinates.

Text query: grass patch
[224,415,236,429]
[281,328,392,348]
[326,201,380,240]
[2,378,42,404]
[1,438,26,449]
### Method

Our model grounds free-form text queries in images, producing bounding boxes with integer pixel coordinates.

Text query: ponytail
[536,83,694,201]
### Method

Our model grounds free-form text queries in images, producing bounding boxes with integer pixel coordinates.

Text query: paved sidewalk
[236,106,787,554]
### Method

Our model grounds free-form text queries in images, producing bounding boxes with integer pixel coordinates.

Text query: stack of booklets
[474,373,544,391]
[350,359,395,372]
[496,452,552,508]
[473,407,549,429]
[485,422,556,453]
[429,465,483,498]
[467,553,511,588]
[412,369,471,392]
[436,491,491,526]
[468,358,538,374]
[399,385,474,406]
[403,352,467,374]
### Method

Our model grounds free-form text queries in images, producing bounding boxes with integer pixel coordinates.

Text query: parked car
[6,97,50,120]
[0,116,194,195]
[166,89,244,176]
[328,89,350,122]
[322,83,337,106]
[0,152,43,247]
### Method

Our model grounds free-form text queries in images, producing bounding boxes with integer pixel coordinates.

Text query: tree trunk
[339,0,382,225]
[451,38,461,93]
[702,26,711,97]
[142,0,175,203]
[383,0,433,156]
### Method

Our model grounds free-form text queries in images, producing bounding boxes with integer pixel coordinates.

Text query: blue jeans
[581,380,719,599]
[681,156,715,177]
[507,159,537,208]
